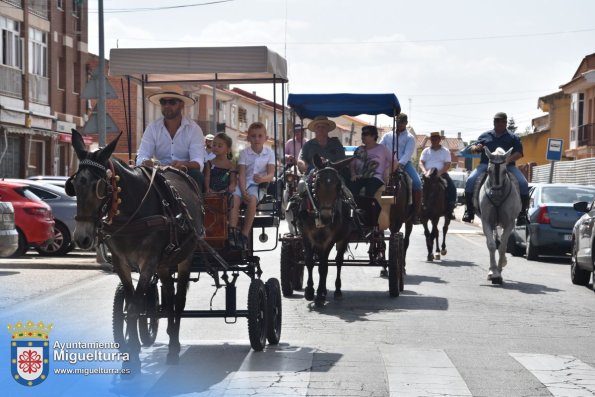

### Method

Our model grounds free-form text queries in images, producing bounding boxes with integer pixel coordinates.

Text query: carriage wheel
[387,233,402,297]
[247,279,268,351]
[138,282,160,347]
[112,283,130,351]
[280,240,294,296]
[265,278,282,345]
[397,233,405,292]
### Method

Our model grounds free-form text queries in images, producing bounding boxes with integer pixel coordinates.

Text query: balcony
[0,65,22,98]
[578,123,595,147]
[29,74,49,105]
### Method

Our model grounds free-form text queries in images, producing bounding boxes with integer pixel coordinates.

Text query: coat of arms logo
[7,320,53,387]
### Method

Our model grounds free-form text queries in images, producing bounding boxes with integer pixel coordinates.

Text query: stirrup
[516,214,529,226]
[462,211,474,223]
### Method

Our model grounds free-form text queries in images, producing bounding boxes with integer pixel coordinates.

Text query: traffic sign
[546,138,563,161]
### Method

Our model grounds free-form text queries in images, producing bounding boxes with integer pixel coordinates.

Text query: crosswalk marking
[511,352,595,397]
[381,347,472,396]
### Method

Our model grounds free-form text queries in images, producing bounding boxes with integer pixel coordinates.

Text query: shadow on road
[482,279,562,294]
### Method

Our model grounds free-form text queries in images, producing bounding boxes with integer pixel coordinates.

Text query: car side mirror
[573,201,589,213]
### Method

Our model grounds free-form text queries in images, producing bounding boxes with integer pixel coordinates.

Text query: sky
[88,0,595,141]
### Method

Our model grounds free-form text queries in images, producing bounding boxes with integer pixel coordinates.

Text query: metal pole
[212,84,217,134]
[97,0,106,147]
[548,161,555,183]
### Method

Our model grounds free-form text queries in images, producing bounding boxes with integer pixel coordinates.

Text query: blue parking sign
[546,138,563,161]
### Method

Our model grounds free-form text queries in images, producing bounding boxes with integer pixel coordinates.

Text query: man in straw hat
[379,113,423,224]
[461,112,529,225]
[419,132,457,220]
[285,123,308,166]
[297,116,344,174]
[204,133,216,161]
[136,85,206,186]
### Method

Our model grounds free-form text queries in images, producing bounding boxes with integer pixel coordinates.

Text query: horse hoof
[304,287,315,301]
[427,255,433,261]
[315,296,326,307]
[380,269,388,278]
[166,352,180,365]
[441,249,447,256]
[334,290,342,300]
[434,254,440,261]
[491,277,503,285]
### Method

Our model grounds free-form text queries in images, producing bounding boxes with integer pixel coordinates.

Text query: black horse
[66,130,203,374]
[388,168,415,269]
[421,169,451,261]
[296,155,355,307]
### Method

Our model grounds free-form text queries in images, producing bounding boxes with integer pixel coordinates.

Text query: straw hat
[148,85,195,106]
[205,134,215,141]
[307,116,336,131]
[429,131,444,139]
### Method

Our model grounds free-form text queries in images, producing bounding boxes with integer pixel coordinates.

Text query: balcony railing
[1,0,22,8]
[578,123,595,147]
[0,65,22,98]
[28,74,49,105]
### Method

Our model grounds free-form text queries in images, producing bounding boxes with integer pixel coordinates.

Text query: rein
[305,167,341,228]
[483,162,514,224]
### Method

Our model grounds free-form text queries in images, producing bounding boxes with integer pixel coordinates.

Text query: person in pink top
[284,124,308,165]
[348,125,396,197]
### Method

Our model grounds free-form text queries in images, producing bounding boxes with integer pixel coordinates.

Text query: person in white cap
[205,134,216,161]
[136,85,206,187]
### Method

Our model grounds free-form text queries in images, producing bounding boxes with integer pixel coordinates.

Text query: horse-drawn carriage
[68,46,289,373]
[279,93,408,304]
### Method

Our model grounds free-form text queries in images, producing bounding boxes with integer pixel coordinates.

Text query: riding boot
[462,192,475,223]
[516,194,530,226]
[412,190,422,225]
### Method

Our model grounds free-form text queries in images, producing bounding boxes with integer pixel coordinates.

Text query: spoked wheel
[139,282,160,347]
[265,278,282,345]
[280,239,295,296]
[247,279,268,351]
[292,242,305,291]
[113,283,130,351]
[388,233,403,297]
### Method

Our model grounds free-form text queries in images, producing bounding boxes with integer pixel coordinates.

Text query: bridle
[306,167,341,228]
[72,158,121,224]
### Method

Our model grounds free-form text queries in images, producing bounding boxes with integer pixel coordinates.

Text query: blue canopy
[287,93,400,119]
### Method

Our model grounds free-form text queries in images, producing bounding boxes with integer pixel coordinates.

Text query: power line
[87,0,236,13]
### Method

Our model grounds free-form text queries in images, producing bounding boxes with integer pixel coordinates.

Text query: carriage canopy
[109,46,288,84]
[287,93,401,119]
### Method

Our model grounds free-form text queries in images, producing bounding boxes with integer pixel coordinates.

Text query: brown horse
[379,168,414,277]
[421,169,451,261]
[296,154,355,307]
[66,130,203,374]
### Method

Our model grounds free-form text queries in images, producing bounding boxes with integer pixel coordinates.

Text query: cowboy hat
[308,116,336,131]
[204,134,215,141]
[429,131,444,139]
[148,85,195,106]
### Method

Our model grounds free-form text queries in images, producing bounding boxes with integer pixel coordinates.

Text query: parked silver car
[4,179,76,256]
[0,201,18,257]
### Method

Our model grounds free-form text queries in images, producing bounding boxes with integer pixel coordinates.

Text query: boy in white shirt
[419,132,457,220]
[229,122,276,249]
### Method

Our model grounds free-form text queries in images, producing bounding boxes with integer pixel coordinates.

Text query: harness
[303,168,349,228]
[480,161,515,225]
[71,158,202,256]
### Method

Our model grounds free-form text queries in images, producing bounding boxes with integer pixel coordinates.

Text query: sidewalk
[0,251,109,270]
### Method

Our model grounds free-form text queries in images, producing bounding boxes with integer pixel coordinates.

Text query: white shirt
[136,116,206,171]
[205,152,216,161]
[379,129,416,166]
[239,146,275,186]
[420,146,452,171]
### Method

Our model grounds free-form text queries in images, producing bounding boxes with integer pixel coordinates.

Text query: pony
[296,154,355,307]
[66,130,203,373]
[421,168,451,261]
[478,147,521,284]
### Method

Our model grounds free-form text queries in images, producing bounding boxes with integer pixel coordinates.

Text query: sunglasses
[159,98,180,106]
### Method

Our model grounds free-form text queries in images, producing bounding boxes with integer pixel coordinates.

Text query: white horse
[478,147,522,284]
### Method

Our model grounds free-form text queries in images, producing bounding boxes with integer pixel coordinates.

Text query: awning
[109,46,288,84]
[287,93,401,118]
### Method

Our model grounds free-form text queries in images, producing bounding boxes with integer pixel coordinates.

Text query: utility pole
[97,0,106,147]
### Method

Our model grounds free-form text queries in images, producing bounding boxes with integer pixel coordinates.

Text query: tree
[507,117,518,133]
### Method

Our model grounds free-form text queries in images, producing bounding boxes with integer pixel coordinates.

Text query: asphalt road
[1,217,594,397]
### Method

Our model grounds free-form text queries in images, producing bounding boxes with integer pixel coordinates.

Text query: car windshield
[540,186,595,204]
[453,179,465,189]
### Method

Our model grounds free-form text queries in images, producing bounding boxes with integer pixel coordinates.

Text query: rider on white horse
[462,112,529,226]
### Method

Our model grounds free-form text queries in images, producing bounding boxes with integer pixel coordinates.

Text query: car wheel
[526,232,539,261]
[570,240,590,286]
[9,229,27,258]
[36,222,72,256]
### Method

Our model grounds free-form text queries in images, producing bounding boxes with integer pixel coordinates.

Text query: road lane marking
[511,353,595,396]
[381,347,472,396]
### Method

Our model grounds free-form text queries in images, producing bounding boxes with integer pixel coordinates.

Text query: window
[57,0,64,10]
[238,107,247,124]
[72,0,80,16]
[28,28,48,77]
[0,16,22,69]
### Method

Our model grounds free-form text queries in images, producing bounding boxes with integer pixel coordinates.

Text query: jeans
[465,163,529,195]
[402,161,422,191]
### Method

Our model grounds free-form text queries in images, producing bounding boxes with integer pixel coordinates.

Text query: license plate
[563,234,572,241]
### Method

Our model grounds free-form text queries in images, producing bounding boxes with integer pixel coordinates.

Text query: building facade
[0,0,89,178]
